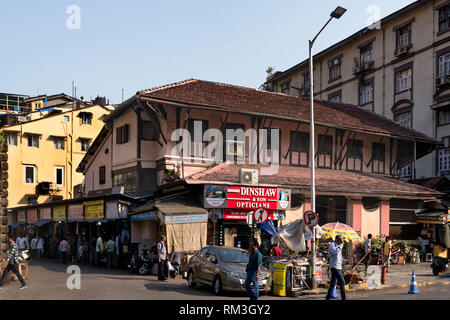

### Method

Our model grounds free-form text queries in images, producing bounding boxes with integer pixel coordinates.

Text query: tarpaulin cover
[438,223,450,249]
[33,220,51,227]
[258,220,278,236]
[273,219,308,252]
[166,222,207,252]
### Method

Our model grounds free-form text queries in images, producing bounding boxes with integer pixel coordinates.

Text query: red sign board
[223,209,274,221]
[27,209,38,224]
[226,186,279,210]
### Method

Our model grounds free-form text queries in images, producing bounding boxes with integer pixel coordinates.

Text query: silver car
[186,246,272,295]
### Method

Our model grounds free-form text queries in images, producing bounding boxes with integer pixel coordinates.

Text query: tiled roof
[185,163,441,199]
[138,79,436,143]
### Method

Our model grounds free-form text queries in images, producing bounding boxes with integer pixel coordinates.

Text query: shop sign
[27,209,38,224]
[52,206,66,221]
[68,204,84,221]
[18,210,26,223]
[84,200,105,220]
[164,214,208,224]
[130,211,157,222]
[223,209,275,221]
[204,185,291,210]
[39,207,52,220]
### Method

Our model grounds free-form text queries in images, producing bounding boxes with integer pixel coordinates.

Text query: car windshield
[217,249,249,263]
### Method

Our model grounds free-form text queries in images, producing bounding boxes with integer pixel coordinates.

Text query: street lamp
[309,6,346,290]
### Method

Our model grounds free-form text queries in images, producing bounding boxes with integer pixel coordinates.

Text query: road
[0,260,449,300]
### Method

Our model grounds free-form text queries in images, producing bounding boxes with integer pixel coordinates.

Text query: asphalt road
[1,260,449,300]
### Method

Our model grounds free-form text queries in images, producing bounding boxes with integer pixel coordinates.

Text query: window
[55,167,64,186]
[281,81,290,95]
[328,92,341,103]
[6,133,17,146]
[360,43,374,68]
[64,116,70,122]
[99,166,106,185]
[80,139,90,151]
[81,113,92,125]
[224,123,245,160]
[303,74,311,95]
[116,124,129,144]
[439,108,450,125]
[372,143,385,174]
[347,139,363,171]
[290,131,309,167]
[53,137,65,150]
[440,149,450,173]
[188,119,209,142]
[395,112,412,128]
[317,135,332,168]
[113,170,138,196]
[395,24,411,54]
[399,165,412,178]
[27,135,39,148]
[439,6,450,33]
[141,120,158,141]
[438,53,450,77]
[395,68,412,93]
[328,57,341,81]
[24,165,35,184]
[359,83,374,105]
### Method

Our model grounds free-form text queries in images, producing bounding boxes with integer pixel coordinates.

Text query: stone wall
[0,144,8,259]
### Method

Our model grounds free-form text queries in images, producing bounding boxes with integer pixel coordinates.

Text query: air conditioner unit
[36,182,52,195]
[226,140,244,157]
[240,169,258,185]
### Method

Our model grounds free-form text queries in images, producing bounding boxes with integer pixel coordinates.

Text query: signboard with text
[39,208,52,220]
[204,185,291,211]
[223,209,275,221]
[18,210,26,223]
[52,206,66,221]
[27,209,38,224]
[68,204,84,221]
[84,200,105,220]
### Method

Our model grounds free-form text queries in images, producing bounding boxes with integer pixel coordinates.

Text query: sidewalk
[304,262,450,295]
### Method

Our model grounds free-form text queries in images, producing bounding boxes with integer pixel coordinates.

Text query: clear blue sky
[0,0,416,104]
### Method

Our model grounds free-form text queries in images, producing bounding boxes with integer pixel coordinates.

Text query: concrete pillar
[351,199,362,234]
[380,200,390,237]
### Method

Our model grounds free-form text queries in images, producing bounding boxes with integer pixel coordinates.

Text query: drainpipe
[414,141,417,180]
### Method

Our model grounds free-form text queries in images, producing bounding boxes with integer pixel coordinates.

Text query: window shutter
[124,124,129,143]
[116,127,122,144]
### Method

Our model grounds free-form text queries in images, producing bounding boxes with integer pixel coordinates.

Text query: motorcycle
[128,247,152,275]
[317,249,330,264]
[431,256,449,276]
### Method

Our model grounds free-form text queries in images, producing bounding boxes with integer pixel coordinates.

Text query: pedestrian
[245,241,262,301]
[325,235,346,301]
[157,235,168,281]
[383,236,392,273]
[270,244,282,256]
[59,238,70,264]
[364,234,373,271]
[77,241,84,264]
[96,234,104,267]
[16,233,29,252]
[36,236,44,260]
[0,235,27,289]
[30,235,38,259]
[88,237,96,266]
[50,236,59,262]
[82,239,89,265]
[105,236,116,269]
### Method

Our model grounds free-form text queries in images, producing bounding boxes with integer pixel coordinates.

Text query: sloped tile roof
[138,79,436,143]
[185,163,440,198]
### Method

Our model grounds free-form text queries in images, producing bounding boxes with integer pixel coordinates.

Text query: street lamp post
[309,6,346,290]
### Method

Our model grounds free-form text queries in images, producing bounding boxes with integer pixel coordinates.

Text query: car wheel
[213,276,222,296]
[188,270,197,288]
[138,264,148,275]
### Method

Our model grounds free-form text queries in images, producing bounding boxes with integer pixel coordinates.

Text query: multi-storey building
[75,79,439,252]
[265,0,450,182]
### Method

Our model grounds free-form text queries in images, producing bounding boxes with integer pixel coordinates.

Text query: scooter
[431,256,449,276]
[128,247,152,275]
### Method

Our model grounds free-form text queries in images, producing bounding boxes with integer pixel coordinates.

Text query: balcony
[353,60,374,75]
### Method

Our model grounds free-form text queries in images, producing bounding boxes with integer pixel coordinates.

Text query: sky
[0,0,417,104]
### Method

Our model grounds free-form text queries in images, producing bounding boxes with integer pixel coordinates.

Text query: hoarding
[27,209,38,224]
[52,206,66,221]
[84,200,105,220]
[39,207,52,220]
[68,204,84,221]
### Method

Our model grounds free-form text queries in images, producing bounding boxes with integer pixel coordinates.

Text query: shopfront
[204,184,291,250]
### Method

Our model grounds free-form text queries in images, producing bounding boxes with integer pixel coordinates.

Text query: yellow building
[1,104,113,209]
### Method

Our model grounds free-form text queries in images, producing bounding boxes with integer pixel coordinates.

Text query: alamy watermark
[66,265,81,290]
[66,5,81,30]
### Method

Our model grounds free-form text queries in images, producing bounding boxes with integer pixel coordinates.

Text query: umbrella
[321,222,363,243]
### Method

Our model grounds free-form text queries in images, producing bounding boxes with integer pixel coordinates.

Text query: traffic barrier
[408,269,419,294]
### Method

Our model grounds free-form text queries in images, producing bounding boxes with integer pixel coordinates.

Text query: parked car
[186,246,272,295]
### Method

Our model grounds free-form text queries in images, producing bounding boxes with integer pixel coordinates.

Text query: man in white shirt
[16,234,29,252]
[157,235,168,281]
[95,235,104,267]
[36,236,44,259]
[30,236,38,259]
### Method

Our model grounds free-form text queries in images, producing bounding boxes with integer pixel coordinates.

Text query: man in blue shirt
[245,241,262,300]
[326,235,346,300]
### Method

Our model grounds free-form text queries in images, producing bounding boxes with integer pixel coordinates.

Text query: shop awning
[130,211,158,222]
[416,212,450,225]
[85,219,109,223]
[33,220,51,227]
[155,202,207,216]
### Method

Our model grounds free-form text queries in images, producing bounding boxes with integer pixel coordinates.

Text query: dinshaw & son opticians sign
[204,185,291,210]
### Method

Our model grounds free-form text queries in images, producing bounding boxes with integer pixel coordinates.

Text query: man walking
[364,234,373,271]
[157,235,168,281]
[16,234,29,252]
[245,241,262,301]
[36,236,44,260]
[0,235,27,289]
[30,235,38,259]
[326,235,346,300]
[59,238,70,264]
[383,236,392,273]
[95,234,104,268]
[105,236,116,269]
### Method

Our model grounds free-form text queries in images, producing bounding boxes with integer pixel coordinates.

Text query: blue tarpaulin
[258,220,278,235]
[33,220,51,227]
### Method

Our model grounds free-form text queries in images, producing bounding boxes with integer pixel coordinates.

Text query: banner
[27,209,38,224]
[18,210,26,223]
[68,204,84,221]
[39,207,52,220]
[84,200,105,220]
[52,206,66,221]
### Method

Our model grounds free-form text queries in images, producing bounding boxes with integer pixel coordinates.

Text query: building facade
[266,0,450,182]
[77,79,440,248]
